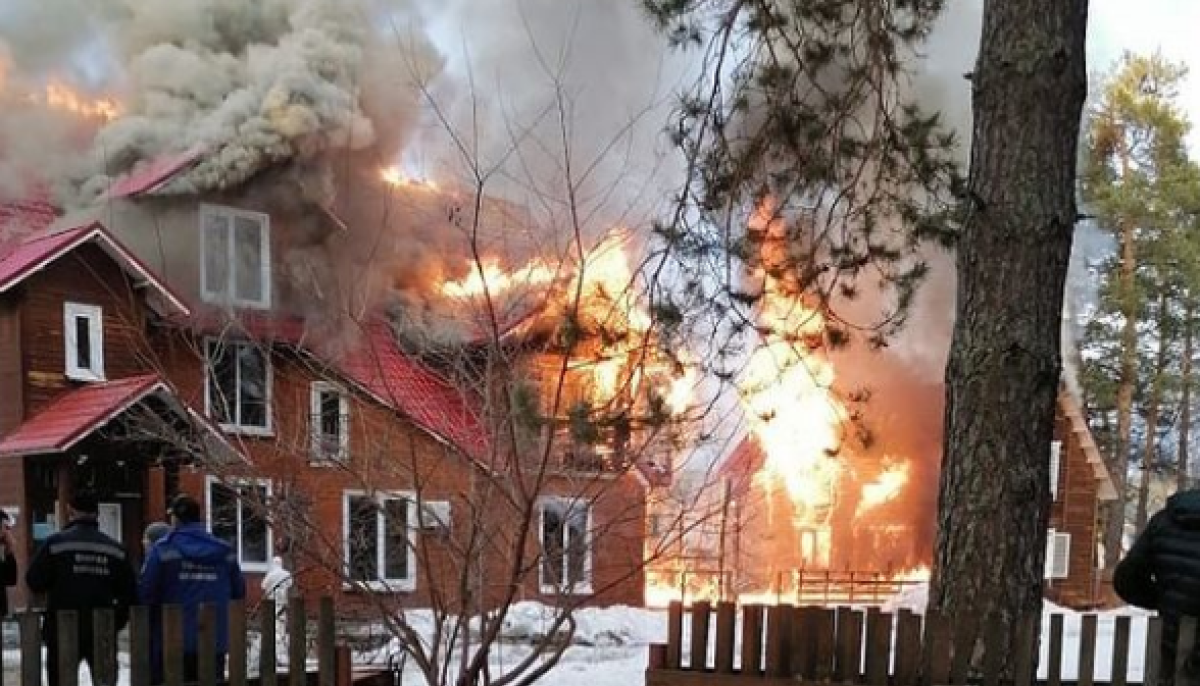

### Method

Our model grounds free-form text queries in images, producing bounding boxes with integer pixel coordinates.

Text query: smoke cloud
[0,0,692,344]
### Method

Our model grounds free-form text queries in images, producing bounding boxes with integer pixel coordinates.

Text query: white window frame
[342,491,417,593]
[538,497,594,595]
[310,381,350,463]
[204,338,273,435]
[1045,528,1071,580]
[1049,440,1063,500]
[205,476,274,573]
[63,302,105,381]
[199,203,272,309]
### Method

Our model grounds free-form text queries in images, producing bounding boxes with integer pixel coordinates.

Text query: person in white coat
[261,557,292,667]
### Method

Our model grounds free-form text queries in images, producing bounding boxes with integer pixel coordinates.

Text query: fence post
[1144,616,1163,686]
[1047,613,1064,686]
[834,606,862,683]
[335,645,351,686]
[764,604,792,678]
[1079,614,1098,686]
[92,608,117,686]
[1013,613,1039,686]
[864,608,891,686]
[1111,615,1131,686]
[812,608,836,682]
[56,610,79,686]
[129,606,150,686]
[921,610,951,686]
[688,601,711,671]
[163,604,184,686]
[260,599,278,686]
[319,597,337,686]
[892,609,921,686]
[1177,616,1198,686]
[197,603,217,686]
[288,597,307,686]
[714,601,737,674]
[19,611,41,686]
[740,604,764,676]
[665,601,682,670]
[229,600,247,686]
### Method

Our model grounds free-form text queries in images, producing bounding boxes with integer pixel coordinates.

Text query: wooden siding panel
[19,244,157,416]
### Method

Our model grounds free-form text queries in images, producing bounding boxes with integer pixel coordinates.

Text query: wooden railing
[0,597,373,686]
[647,601,1192,686]
[649,570,927,607]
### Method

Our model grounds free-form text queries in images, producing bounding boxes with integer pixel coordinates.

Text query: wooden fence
[0,597,381,686]
[647,601,1194,686]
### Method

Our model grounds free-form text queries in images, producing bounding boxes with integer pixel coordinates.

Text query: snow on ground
[0,587,1164,686]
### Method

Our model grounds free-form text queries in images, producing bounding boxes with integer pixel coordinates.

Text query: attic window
[64,302,104,382]
[200,204,271,309]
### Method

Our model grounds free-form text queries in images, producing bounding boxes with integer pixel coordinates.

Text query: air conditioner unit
[420,501,452,532]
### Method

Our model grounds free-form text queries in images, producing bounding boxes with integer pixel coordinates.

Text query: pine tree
[926,1,1089,672]
[1081,53,1192,559]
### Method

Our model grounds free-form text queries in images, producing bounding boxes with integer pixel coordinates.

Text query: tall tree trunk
[1135,291,1170,531]
[1181,299,1195,489]
[1103,219,1139,568]
[928,0,1088,675]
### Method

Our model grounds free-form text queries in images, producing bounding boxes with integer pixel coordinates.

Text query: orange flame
[857,461,911,518]
[35,80,121,121]
[440,259,556,299]
[380,166,438,191]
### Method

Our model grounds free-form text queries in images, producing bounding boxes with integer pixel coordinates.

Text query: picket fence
[0,597,384,686]
[646,601,1196,686]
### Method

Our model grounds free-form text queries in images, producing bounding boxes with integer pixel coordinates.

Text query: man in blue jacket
[141,494,246,684]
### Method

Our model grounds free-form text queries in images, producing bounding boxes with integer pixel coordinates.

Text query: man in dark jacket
[26,491,138,686]
[141,494,246,683]
[1115,489,1200,684]
[1,509,17,617]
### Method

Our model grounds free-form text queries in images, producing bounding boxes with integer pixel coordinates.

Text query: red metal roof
[0,222,189,315]
[338,320,489,460]
[104,147,204,199]
[178,310,489,460]
[0,196,57,236]
[0,375,163,456]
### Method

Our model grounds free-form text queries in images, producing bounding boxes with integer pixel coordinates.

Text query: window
[310,382,349,462]
[64,303,104,381]
[1045,529,1071,580]
[200,204,271,309]
[207,478,272,571]
[205,339,271,433]
[343,492,415,591]
[539,498,592,594]
[1049,440,1063,499]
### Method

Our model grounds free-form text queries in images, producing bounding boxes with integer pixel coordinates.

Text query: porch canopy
[0,373,239,462]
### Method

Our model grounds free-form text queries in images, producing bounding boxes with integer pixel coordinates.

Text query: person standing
[1115,488,1200,684]
[141,494,246,683]
[1,509,17,617]
[25,491,137,686]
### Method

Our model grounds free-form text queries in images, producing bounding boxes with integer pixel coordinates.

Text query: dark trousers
[45,624,117,686]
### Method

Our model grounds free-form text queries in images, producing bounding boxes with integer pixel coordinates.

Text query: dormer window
[200,204,271,309]
[64,302,104,381]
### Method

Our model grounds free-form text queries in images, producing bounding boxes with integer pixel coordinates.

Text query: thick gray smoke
[0,0,693,343]
[69,0,441,206]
